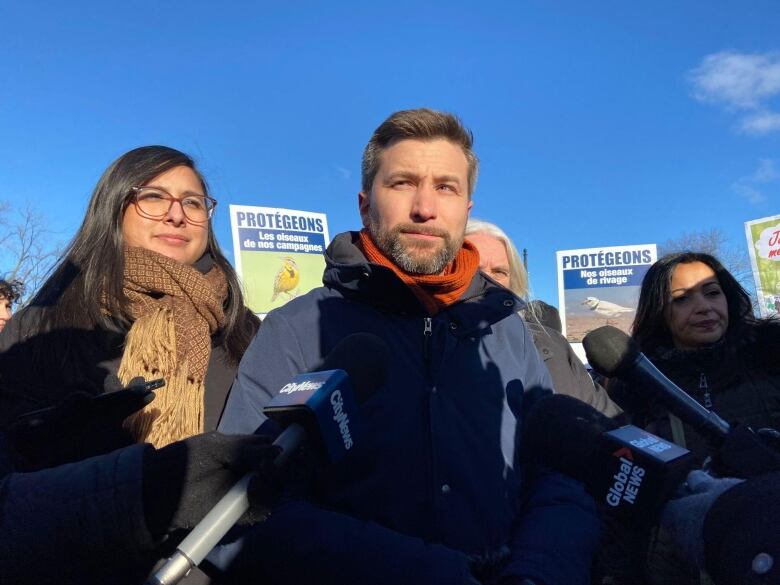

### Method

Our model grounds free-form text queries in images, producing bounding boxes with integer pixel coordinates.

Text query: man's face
[359,138,473,274]
[0,295,12,333]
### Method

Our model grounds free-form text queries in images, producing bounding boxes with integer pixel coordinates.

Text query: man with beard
[217,109,599,585]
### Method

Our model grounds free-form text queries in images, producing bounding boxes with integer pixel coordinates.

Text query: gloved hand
[467,545,510,583]
[142,431,282,539]
[660,470,743,569]
[710,424,780,479]
[704,471,780,585]
[4,375,159,470]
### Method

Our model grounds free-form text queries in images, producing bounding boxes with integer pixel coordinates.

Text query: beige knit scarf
[117,247,227,448]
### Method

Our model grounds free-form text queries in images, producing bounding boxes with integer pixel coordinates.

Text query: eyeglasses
[129,187,217,223]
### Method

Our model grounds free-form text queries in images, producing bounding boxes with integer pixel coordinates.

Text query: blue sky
[1,1,779,306]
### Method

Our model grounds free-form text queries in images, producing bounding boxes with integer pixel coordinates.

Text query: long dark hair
[30,146,259,363]
[631,251,755,354]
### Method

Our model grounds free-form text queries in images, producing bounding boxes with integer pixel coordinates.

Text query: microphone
[262,332,389,465]
[583,326,780,479]
[582,326,731,446]
[148,333,390,585]
[661,469,780,585]
[523,394,693,530]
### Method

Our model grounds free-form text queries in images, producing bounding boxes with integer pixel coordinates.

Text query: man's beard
[368,216,464,275]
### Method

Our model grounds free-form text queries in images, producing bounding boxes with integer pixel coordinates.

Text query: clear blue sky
[2,1,779,305]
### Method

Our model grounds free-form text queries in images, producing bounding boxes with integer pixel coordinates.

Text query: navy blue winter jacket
[0,439,157,584]
[216,232,599,585]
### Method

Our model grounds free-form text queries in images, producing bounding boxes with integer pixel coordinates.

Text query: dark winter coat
[0,315,233,585]
[605,323,780,585]
[609,324,780,465]
[0,306,240,438]
[0,439,160,584]
[0,260,245,585]
[215,231,600,585]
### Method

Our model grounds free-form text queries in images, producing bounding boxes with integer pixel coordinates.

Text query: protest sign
[230,205,329,315]
[557,244,657,362]
[745,214,780,318]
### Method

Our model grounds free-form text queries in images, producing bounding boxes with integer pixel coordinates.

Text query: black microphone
[523,394,693,530]
[661,469,780,585]
[582,326,731,446]
[148,333,390,585]
[523,395,778,584]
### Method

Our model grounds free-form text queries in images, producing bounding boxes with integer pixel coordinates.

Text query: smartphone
[12,378,166,429]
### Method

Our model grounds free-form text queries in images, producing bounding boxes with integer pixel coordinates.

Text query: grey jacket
[527,320,622,418]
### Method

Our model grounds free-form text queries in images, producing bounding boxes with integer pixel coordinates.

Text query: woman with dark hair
[613,251,780,462]
[605,252,780,585]
[0,146,260,461]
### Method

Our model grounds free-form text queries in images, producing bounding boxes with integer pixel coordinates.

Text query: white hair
[465,218,529,298]
[465,218,543,324]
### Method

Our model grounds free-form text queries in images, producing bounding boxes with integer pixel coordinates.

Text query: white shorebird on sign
[581,296,634,325]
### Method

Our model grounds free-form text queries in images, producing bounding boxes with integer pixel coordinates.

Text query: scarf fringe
[120,307,205,448]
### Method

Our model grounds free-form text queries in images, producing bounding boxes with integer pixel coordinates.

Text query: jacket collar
[323,231,525,334]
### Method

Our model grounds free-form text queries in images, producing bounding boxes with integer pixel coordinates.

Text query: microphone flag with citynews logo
[264,369,360,462]
[593,425,693,528]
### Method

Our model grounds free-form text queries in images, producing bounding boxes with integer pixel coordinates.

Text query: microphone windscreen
[703,471,780,585]
[316,333,390,404]
[583,326,640,377]
[522,394,619,482]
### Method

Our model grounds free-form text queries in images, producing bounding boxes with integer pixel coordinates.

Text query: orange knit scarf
[358,229,479,315]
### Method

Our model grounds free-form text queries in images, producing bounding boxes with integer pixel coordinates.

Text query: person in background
[528,299,562,333]
[0,279,22,333]
[608,251,780,585]
[611,251,780,463]
[465,218,621,418]
[217,108,599,585]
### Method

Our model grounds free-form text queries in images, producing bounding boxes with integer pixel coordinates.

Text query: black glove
[704,471,780,585]
[467,545,511,584]
[4,376,159,470]
[142,431,282,539]
[710,424,780,479]
[756,427,780,452]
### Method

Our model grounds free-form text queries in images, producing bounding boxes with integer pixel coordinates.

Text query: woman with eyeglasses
[0,146,260,468]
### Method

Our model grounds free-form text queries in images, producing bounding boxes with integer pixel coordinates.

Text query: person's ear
[358,191,371,228]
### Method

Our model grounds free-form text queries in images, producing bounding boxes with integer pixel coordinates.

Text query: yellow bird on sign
[271,257,300,301]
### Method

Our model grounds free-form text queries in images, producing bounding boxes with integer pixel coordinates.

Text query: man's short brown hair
[361,108,479,197]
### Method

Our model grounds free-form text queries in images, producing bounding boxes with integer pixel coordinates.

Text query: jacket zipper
[422,315,440,532]
[699,372,712,409]
[423,317,432,363]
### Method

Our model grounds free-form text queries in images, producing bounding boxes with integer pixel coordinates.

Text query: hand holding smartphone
[4,376,166,470]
